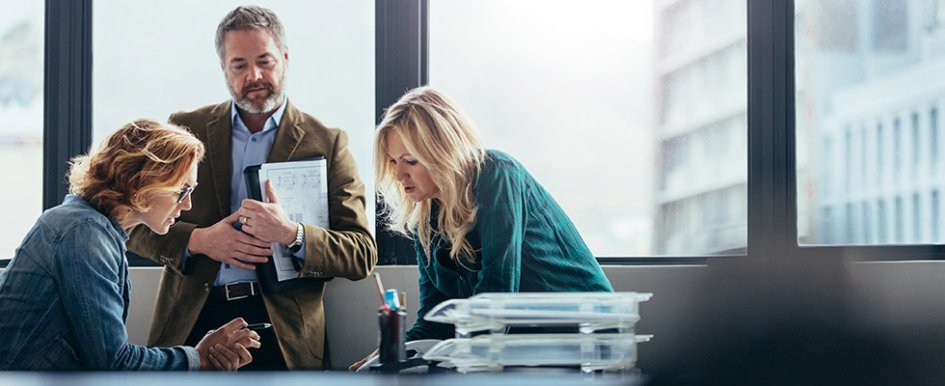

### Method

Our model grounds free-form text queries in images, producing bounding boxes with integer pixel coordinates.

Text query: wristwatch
[286,222,304,254]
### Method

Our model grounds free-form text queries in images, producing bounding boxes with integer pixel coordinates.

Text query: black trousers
[184,294,288,371]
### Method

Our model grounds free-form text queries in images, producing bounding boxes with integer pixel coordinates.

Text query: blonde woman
[0,119,259,371]
[352,87,613,369]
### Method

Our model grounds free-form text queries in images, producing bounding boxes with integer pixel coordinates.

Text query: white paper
[257,159,329,281]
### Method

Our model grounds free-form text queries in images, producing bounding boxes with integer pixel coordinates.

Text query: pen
[244,323,272,331]
[373,272,386,307]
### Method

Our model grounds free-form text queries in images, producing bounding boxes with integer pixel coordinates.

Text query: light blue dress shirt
[184,99,306,287]
[214,100,285,285]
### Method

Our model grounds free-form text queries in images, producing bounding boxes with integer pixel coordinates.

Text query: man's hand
[188,211,271,270]
[195,317,261,371]
[238,179,298,246]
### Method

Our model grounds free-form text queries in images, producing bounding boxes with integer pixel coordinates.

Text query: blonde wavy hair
[68,119,205,226]
[375,87,486,268]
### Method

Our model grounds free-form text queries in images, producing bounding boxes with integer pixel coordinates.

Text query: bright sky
[428,0,659,255]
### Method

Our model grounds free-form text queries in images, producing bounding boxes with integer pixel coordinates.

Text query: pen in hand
[204,322,271,336]
[243,323,272,331]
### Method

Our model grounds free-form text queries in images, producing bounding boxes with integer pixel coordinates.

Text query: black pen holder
[377,306,407,364]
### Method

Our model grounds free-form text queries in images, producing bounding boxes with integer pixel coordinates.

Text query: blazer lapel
[267,100,305,163]
[205,102,233,219]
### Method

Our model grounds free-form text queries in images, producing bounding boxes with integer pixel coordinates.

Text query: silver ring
[240,216,248,225]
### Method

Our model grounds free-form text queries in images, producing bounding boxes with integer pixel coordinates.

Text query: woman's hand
[349,349,379,372]
[195,317,261,371]
[207,344,247,371]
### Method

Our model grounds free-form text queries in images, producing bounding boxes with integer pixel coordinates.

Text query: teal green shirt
[405,150,613,341]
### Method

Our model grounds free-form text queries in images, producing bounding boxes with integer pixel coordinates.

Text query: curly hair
[68,119,205,225]
[375,87,486,269]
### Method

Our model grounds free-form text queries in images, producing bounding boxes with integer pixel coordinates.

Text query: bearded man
[127,5,377,370]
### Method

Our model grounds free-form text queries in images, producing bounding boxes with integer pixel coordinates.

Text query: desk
[0,371,642,386]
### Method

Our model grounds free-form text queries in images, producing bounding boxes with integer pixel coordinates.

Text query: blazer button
[203,283,210,291]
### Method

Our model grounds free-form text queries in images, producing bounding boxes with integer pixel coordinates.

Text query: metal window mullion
[375,0,428,265]
[44,0,92,210]
[746,0,797,259]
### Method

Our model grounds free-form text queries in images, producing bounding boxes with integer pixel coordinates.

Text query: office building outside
[654,0,748,255]
[799,0,945,245]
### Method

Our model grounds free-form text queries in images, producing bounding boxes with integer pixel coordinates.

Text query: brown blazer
[127,100,377,369]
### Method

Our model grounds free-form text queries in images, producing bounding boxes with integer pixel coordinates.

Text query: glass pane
[429,0,747,256]
[93,1,376,229]
[797,0,945,245]
[0,3,44,259]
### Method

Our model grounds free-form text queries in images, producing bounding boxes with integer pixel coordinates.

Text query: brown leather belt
[208,282,261,302]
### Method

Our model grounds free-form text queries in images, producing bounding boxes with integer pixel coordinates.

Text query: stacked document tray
[423,333,652,373]
[421,292,653,373]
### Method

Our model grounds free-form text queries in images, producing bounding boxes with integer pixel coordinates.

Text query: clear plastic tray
[424,292,652,334]
[422,333,652,373]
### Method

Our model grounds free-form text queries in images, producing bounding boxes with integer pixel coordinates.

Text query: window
[35,1,939,264]
[845,202,855,242]
[664,135,691,174]
[843,127,853,192]
[895,196,904,243]
[912,112,920,176]
[92,1,376,228]
[861,201,871,243]
[934,190,941,239]
[429,0,747,256]
[876,122,884,183]
[821,137,833,196]
[860,126,868,187]
[932,107,939,171]
[878,199,888,243]
[808,0,859,51]
[798,0,945,246]
[895,118,902,179]
[821,207,834,243]
[912,192,921,242]
[872,0,908,51]
[0,3,43,259]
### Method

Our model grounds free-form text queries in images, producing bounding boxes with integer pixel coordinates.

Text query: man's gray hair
[215,5,287,61]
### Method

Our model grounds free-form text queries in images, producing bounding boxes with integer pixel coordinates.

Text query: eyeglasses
[177,183,197,204]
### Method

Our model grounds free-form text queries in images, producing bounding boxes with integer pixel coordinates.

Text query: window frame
[5,0,937,270]
[44,0,92,215]
[374,0,429,265]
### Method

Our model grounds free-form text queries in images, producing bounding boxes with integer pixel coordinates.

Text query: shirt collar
[65,194,129,241]
[230,97,288,134]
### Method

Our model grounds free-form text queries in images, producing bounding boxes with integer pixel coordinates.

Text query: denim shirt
[0,195,199,370]
[405,150,614,341]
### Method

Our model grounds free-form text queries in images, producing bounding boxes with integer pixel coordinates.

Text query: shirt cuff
[283,243,305,271]
[182,248,193,270]
[182,346,201,371]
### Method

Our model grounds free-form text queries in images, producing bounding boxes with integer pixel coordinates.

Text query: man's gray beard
[235,90,284,115]
[229,72,288,115]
